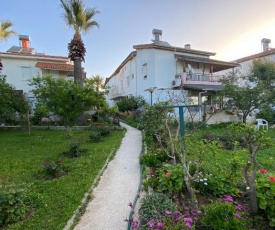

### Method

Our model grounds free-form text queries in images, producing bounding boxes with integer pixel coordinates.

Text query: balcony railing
[108,86,126,99]
[180,73,223,86]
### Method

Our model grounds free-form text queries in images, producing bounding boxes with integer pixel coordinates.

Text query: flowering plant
[199,195,248,229]
[256,170,275,227]
[157,163,184,193]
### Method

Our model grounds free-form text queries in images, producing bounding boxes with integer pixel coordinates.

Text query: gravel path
[73,123,142,230]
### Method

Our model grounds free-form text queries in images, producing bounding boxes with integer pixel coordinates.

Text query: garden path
[73,123,142,230]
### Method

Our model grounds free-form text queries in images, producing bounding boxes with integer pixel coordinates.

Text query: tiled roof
[35,62,74,71]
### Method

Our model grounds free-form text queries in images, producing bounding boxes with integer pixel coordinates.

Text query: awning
[36,62,73,71]
[175,54,239,72]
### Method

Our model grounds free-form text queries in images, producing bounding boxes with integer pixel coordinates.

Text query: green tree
[116,96,146,113]
[222,72,263,123]
[0,20,16,72]
[0,76,29,123]
[29,76,102,136]
[60,0,100,85]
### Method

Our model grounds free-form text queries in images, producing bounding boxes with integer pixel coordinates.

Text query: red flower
[260,169,267,174]
[269,176,275,182]
[165,172,171,178]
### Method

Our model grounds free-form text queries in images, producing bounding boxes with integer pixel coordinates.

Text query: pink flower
[165,172,171,178]
[269,176,275,182]
[260,168,267,174]
[234,213,241,219]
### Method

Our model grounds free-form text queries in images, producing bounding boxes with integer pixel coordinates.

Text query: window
[132,74,134,79]
[21,66,31,81]
[127,76,130,87]
[50,70,59,79]
[142,63,147,79]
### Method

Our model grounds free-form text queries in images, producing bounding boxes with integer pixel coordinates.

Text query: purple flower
[236,205,243,211]
[148,221,155,227]
[234,213,241,219]
[222,195,233,202]
[165,210,172,215]
[157,222,163,228]
[184,217,193,223]
[131,219,139,229]
[152,214,157,218]
[185,222,192,228]
[128,202,133,207]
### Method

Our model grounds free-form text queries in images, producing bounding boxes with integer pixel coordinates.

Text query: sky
[2,0,275,79]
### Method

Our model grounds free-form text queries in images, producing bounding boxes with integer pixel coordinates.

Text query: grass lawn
[0,129,125,230]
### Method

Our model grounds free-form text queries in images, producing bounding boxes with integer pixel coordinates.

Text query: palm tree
[0,20,16,72]
[60,0,100,85]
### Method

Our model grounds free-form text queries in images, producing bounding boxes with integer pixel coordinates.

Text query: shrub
[140,154,160,168]
[68,141,82,157]
[42,159,65,179]
[97,127,111,137]
[199,196,249,230]
[256,170,275,227]
[0,184,29,227]
[139,193,176,226]
[89,131,101,143]
[157,163,184,193]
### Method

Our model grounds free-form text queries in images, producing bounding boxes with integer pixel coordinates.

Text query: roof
[0,52,69,60]
[35,62,74,71]
[234,48,275,63]
[175,54,239,72]
[133,43,216,56]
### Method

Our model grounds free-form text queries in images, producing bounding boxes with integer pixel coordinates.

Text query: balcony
[108,86,126,99]
[172,73,224,91]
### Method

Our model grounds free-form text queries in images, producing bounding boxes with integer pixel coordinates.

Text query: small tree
[222,74,263,123]
[117,96,146,114]
[229,123,274,214]
[0,76,29,123]
[29,76,102,136]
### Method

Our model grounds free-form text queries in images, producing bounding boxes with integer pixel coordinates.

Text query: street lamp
[145,87,157,106]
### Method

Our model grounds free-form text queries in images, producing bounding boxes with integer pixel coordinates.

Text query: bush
[68,142,82,157]
[199,197,249,230]
[89,131,101,143]
[0,184,29,227]
[42,159,66,179]
[157,163,184,193]
[97,127,111,137]
[139,193,176,226]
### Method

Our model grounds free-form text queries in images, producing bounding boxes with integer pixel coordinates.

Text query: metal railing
[186,73,222,82]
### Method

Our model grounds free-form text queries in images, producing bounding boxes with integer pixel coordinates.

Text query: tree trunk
[74,58,83,86]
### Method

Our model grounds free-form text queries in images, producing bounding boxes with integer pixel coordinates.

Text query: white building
[106,29,238,121]
[106,29,238,105]
[0,35,74,97]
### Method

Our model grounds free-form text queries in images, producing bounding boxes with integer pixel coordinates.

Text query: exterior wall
[0,57,42,93]
[0,54,73,94]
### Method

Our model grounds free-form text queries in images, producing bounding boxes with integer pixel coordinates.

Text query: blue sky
[2,0,275,78]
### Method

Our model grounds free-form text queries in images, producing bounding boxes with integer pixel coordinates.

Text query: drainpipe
[199,90,207,121]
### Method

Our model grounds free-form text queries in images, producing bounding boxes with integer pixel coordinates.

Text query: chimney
[184,44,191,49]
[152,29,162,45]
[261,38,271,52]
[19,35,31,49]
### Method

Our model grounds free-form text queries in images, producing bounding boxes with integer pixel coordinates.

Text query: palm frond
[0,20,16,42]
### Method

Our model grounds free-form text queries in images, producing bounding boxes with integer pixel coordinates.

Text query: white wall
[1,58,41,93]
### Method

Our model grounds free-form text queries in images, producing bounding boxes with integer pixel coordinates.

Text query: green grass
[0,129,125,230]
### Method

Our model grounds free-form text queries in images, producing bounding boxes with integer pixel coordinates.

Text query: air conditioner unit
[172,80,176,86]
